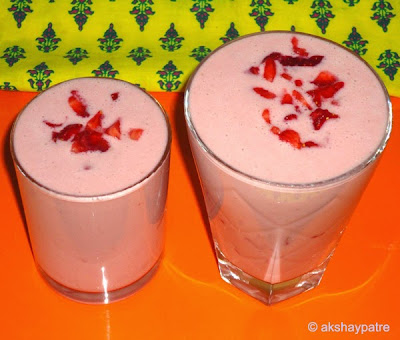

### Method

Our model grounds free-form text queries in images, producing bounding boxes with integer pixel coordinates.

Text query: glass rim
[184,30,393,190]
[10,77,172,202]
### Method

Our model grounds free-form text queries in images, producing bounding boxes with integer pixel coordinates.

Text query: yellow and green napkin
[0,0,399,96]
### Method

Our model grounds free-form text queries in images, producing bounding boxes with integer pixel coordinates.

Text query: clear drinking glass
[184,31,392,304]
[11,78,172,304]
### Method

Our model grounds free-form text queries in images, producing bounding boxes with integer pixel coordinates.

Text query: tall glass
[11,78,171,304]
[184,31,392,304]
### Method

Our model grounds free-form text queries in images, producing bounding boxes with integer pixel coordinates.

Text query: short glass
[184,31,392,305]
[11,78,172,304]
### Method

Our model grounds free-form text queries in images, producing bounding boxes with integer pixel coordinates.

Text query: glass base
[215,247,330,305]
[37,258,161,304]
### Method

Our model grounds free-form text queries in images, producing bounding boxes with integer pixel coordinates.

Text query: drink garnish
[68,90,90,117]
[45,91,144,153]
[248,36,345,149]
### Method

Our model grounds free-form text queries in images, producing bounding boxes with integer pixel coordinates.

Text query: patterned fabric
[0,0,399,96]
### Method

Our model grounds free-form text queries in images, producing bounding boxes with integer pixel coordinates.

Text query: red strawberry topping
[45,89,146,153]
[291,36,309,57]
[262,109,271,124]
[71,129,110,153]
[274,129,319,149]
[303,141,319,148]
[105,119,121,139]
[270,126,281,135]
[262,52,323,67]
[294,79,303,87]
[86,111,104,131]
[249,66,260,75]
[253,87,276,99]
[307,81,344,107]
[279,129,302,149]
[284,114,297,121]
[281,73,292,81]
[129,128,144,141]
[52,124,83,142]
[68,91,90,117]
[247,37,342,149]
[311,71,337,86]
[279,55,323,67]
[281,93,293,105]
[263,56,276,82]
[43,120,63,128]
[310,108,339,130]
[292,90,312,110]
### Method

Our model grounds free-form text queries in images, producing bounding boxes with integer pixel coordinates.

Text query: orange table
[1,91,399,339]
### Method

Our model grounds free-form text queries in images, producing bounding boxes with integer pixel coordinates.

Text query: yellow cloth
[0,0,399,96]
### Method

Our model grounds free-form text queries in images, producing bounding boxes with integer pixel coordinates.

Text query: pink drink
[185,32,391,304]
[11,78,171,303]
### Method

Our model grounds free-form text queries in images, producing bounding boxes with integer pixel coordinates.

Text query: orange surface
[1,90,399,339]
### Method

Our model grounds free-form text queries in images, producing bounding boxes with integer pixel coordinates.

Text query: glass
[11,78,172,304]
[184,31,392,305]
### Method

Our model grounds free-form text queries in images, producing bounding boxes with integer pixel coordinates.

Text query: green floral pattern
[69,0,94,31]
[130,0,155,32]
[8,0,33,28]
[27,62,53,91]
[36,23,61,53]
[343,27,368,56]
[98,24,123,53]
[160,24,184,52]
[127,47,152,65]
[157,60,182,91]
[64,48,89,65]
[191,0,214,29]
[1,45,26,66]
[377,50,400,80]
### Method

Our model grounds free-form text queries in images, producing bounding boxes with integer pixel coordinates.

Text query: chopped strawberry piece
[111,92,119,101]
[262,109,271,124]
[294,79,303,87]
[311,71,337,86]
[68,91,90,117]
[52,124,83,142]
[279,55,323,67]
[281,93,293,105]
[86,111,104,131]
[261,53,323,67]
[319,82,344,98]
[263,56,276,82]
[284,114,297,121]
[303,141,319,148]
[129,128,144,141]
[263,52,281,62]
[43,120,63,128]
[71,129,110,153]
[281,73,292,81]
[310,108,339,130]
[292,90,312,110]
[306,89,322,107]
[307,82,344,107]
[249,66,260,75]
[105,119,121,139]
[270,126,281,135]
[253,87,276,99]
[279,129,302,149]
[291,36,309,57]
